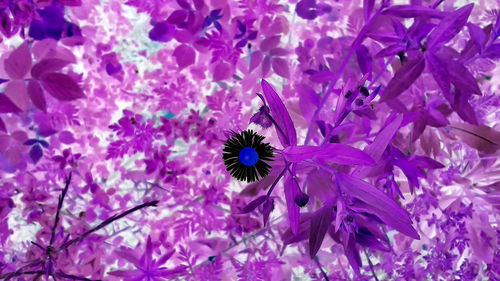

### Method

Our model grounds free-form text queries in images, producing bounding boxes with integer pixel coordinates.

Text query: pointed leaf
[316,143,375,166]
[446,59,481,95]
[40,73,85,101]
[310,71,335,82]
[5,80,29,111]
[337,173,420,239]
[282,145,322,162]
[483,44,500,59]
[309,205,333,258]
[260,35,281,52]
[380,56,425,101]
[425,52,451,100]
[0,94,21,113]
[4,42,31,79]
[261,197,274,226]
[0,117,5,132]
[427,4,474,50]
[240,195,266,213]
[28,81,46,112]
[31,58,72,79]
[467,23,486,52]
[355,44,372,76]
[363,115,403,163]
[249,51,263,72]
[363,0,374,20]
[261,79,297,147]
[29,144,43,164]
[382,5,445,18]
[272,57,290,78]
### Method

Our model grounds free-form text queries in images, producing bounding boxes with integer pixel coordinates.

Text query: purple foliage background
[1,0,500,280]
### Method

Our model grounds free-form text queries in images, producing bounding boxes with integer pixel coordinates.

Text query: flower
[222,130,274,182]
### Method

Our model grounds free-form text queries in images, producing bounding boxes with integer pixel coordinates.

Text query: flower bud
[294,191,309,207]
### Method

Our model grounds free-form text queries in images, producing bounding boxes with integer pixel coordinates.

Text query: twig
[56,200,159,252]
[314,256,330,281]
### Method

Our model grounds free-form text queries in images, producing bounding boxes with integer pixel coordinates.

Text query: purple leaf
[213,61,231,81]
[29,144,43,164]
[0,117,5,132]
[40,73,85,101]
[453,89,478,124]
[355,44,372,76]
[427,4,474,50]
[310,71,335,82]
[5,80,29,111]
[261,79,297,147]
[240,195,267,213]
[0,94,21,113]
[262,55,271,77]
[31,58,72,79]
[309,205,333,258]
[315,144,375,166]
[269,48,289,57]
[285,174,300,234]
[382,5,445,19]
[249,51,263,72]
[363,115,403,163]
[260,36,281,52]
[374,43,405,58]
[343,235,362,274]
[173,44,196,69]
[261,197,274,226]
[149,21,174,42]
[425,52,451,100]
[28,80,46,112]
[4,42,31,79]
[409,155,444,169]
[282,145,322,162]
[272,57,290,78]
[337,173,420,239]
[380,56,425,101]
[176,0,191,10]
[483,44,500,59]
[467,23,486,52]
[363,0,374,20]
[167,10,188,25]
[283,144,375,166]
[446,59,482,96]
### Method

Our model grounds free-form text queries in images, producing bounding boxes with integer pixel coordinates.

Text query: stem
[56,200,159,253]
[50,173,72,247]
[363,248,380,281]
[304,8,383,145]
[314,256,330,281]
[266,163,290,197]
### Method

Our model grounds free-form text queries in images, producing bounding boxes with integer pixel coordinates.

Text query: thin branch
[314,256,330,281]
[50,173,72,247]
[56,271,102,281]
[363,248,379,281]
[56,200,159,252]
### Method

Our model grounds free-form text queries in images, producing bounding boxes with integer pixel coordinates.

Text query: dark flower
[222,130,273,182]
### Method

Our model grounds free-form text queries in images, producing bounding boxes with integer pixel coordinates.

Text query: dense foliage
[1,0,500,280]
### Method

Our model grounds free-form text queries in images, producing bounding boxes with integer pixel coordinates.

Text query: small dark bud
[294,191,309,207]
[345,90,353,98]
[360,86,369,96]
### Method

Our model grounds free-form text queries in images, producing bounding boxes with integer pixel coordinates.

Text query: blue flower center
[239,147,259,166]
